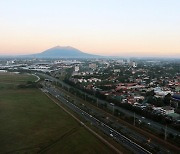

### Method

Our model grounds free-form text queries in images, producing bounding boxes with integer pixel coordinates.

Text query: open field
[0,73,115,154]
[0,72,37,89]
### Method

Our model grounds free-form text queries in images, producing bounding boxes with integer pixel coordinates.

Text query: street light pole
[110,103,114,115]
[113,105,114,115]
[134,112,136,126]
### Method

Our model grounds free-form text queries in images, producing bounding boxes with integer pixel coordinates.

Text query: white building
[54,60,62,64]
[161,106,174,115]
[154,87,172,96]
[74,65,79,72]
[114,69,121,73]
[116,60,124,65]
[129,62,137,67]
[0,70,8,73]
[6,60,15,65]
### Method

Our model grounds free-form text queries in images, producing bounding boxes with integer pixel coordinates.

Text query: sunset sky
[0,0,180,57]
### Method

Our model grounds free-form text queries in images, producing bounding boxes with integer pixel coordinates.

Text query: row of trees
[63,79,179,127]
[145,90,172,106]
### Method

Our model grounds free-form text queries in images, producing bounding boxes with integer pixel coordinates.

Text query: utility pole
[164,125,167,141]
[110,103,114,115]
[97,98,98,107]
[113,105,114,115]
[133,112,136,126]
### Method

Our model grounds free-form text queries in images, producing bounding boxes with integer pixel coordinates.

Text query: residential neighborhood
[1,58,180,127]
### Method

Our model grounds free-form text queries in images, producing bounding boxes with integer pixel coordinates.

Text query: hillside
[30,46,99,58]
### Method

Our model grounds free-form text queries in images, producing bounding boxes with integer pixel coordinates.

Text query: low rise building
[161,106,174,115]
[89,63,97,70]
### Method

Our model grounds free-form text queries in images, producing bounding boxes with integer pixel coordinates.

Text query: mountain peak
[50,46,77,50]
[30,46,100,58]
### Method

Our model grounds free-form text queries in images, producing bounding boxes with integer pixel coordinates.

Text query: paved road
[31,73,40,82]
[44,92,122,154]
[44,83,173,153]
[37,73,180,137]
[43,84,153,154]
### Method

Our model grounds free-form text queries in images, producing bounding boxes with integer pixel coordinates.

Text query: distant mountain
[28,46,100,58]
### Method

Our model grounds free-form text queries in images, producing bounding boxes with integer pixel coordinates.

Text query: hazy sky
[0,0,180,57]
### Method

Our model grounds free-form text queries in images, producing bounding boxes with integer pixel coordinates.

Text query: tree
[163,93,171,106]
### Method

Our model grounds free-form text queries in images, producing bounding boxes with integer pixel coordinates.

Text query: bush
[17,81,38,89]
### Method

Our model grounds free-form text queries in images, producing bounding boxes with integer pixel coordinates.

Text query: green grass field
[0,73,114,154]
[0,72,37,89]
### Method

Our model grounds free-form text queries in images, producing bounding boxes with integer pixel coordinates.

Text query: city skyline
[0,0,180,57]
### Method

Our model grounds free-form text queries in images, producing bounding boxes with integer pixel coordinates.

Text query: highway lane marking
[45,87,152,154]
[38,74,180,153]
[43,91,123,154]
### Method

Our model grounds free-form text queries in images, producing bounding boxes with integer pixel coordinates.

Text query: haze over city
[0,1,180,153]
[0,0,180,57]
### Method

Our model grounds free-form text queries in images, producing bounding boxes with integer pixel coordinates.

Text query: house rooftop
[162,106,174,110]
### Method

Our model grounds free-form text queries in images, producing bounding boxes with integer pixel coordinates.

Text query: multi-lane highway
[37,72,180,137]
[43,84,153,154]
[43,82,176,153]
